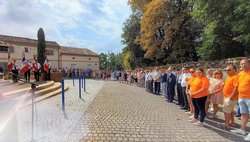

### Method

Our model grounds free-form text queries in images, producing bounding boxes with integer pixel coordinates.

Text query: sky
[0,0,131,54]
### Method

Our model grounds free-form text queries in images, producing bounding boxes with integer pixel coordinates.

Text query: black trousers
[45,69,51,81]
[34,71,39,82]
[12,69,18,82]
[182,87,189,109]
[154,82,160,94]
[149,80,153,93]
[192,96,207,122]
[24,69,30,82]
[177,83,183,106]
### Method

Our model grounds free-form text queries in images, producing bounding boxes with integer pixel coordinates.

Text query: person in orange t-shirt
[188,68,210,127]
[185,68,196,117]
[231,59,250,139]
[222,64,238,129]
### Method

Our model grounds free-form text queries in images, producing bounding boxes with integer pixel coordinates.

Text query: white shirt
[153,71,161,82]
[181,73,191,87]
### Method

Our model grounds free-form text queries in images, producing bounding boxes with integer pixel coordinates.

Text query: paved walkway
[0,80,247,142]
[15,79,104,142]
[66,81,245,142]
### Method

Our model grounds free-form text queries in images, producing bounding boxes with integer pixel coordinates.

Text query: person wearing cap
[180,67,191,111]
[176,68,183,106]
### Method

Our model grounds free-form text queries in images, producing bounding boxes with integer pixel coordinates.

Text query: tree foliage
[121,11,149,69]
[120,0,250,68]
[37,28,46,71]
[138,0,201,63]
[192,0,250,60]
[99,52,124,71]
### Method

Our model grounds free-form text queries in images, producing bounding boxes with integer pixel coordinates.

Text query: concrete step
[22,83,69,107]
[25,82,61,99]
[3,81,54,97]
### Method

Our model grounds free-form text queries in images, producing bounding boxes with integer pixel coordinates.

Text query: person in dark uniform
[33,59,41,82]
[11,59,19,83]
[167,67,176,102]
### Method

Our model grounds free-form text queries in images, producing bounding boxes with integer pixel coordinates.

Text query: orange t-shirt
[238,71,250,99]
[223,74,239,100]
[190,76,210,98]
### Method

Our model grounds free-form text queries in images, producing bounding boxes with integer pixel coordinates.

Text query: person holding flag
[7,58,13,71]
[11,59,19,83]
[21,60,30,82]
[22,52,26,63]
[33,59,41,82]
[44,58,51,80]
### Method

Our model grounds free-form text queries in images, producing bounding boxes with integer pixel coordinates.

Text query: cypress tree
[37,28,46,78]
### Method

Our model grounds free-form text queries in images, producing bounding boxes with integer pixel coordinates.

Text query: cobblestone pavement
[67,81,245,142]
[15,79,104,142]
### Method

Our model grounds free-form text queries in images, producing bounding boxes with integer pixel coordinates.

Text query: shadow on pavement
[204,118,246,142]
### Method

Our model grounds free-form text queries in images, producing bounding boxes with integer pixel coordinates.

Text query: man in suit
[167,67,176,102]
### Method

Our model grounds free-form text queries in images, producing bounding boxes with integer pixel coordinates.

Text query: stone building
[0,34,99,72]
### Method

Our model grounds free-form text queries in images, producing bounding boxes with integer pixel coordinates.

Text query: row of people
[8,55,51,82]
[115,58,250,141]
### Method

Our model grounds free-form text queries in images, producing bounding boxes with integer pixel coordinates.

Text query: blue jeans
[167,86,175,102]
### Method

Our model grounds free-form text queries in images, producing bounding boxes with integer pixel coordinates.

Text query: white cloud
[0,0,131,54]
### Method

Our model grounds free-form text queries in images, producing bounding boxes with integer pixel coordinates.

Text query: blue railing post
[84,76,86,92]
[79,77,81,98]
[62,78,65,111]
[82,76,83,88]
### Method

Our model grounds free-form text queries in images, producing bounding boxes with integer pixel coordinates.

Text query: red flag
[32,63,38,72]
[22,65,29,73]
[7,63,13,71]
[44,63,48,73]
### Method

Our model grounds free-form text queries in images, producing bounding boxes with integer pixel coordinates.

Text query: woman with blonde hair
[209,70,224,118]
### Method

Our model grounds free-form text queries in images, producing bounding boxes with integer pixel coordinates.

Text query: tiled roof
[61,46,99,56]
[0,34,60,47]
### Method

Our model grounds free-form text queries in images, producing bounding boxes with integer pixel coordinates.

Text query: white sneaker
[189,115,194,119]
[230,129,246,135]
[244,133,250,141]
[193,121,204,127]
[188,118,198,123]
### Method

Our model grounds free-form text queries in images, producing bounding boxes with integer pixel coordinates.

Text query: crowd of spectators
[94,58,250,141]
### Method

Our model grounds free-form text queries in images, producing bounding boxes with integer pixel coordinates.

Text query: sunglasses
[225,69,231,72]
[190,71,195,73]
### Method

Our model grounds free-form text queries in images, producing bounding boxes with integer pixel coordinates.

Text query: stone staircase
[1,80,69,106]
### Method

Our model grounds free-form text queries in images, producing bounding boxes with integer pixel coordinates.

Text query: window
[0,46,8,52]
[87,64,92,69]
[46,49,54,55]
[71,64,76,69]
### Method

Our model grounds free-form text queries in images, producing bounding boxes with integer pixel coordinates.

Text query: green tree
[99,53,108,70]
[121,11,150,69]
[192,0,250,60]
[37,28,46,73]
[138,0,201,63]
